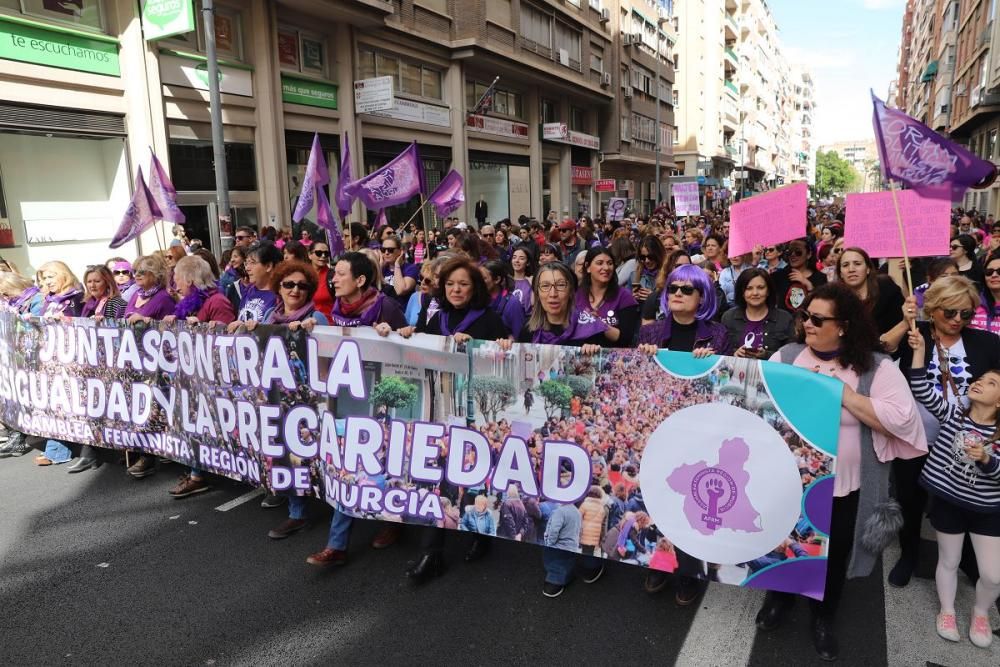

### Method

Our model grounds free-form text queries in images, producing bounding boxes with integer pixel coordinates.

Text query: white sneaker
[969,613,993,648]
[936,612,960,642]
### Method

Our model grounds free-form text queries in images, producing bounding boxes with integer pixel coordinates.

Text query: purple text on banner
[844,190,951,258]
[727,182,808,258]
[673,182,701,217]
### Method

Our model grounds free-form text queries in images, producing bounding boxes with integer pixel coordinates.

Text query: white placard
[606,197,627,221]
[354,76,394,113]
[365,97,451,128]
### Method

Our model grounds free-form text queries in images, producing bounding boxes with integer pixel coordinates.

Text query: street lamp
[655,17,668,210]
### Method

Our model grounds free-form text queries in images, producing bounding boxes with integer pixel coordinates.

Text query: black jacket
[896,320,1000,383]
[720,306,796,355]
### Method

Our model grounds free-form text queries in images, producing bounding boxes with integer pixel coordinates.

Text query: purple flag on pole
[345,142,424,210]
[316,186,345,255]
[292,133,331,223]
[110,169,162,249]
[871,91,997,200]
[374,208,388,230]
[427,169,465,218]
[335,133,354,221]
[147,150,185,224]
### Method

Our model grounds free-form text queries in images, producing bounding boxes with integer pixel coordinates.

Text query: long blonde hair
[37,261,81,295]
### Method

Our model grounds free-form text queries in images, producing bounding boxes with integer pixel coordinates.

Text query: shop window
[12,0,104,32]
[277,26,326,77]
[163,2,244,61]
[168,141,257,192]
[358,46,443,101]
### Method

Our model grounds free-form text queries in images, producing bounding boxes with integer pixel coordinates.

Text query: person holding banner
[0,271,43,316]
[229,243,282,326]
[124,256,175,326]
[576,247,639,347]
[168,256,236,327]
[907,329,1000,649]
[721,269,795,359]
[510,244,537,314]
[38,261,84,320]
[404,257,445,327]
[105,258,139,303]
[637,263,731,606]
[757,283,926,662]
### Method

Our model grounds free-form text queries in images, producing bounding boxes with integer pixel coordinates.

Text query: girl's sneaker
[969,614,993,648]
[936,612,960,642]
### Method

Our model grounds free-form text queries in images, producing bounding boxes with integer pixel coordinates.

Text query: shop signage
[366,98,450,128]
[0,17,120,76]
[281,75,337,110]
[141,0,195,41]
[571,166,593,185]
[159,53,253,96]
[595,178,616,192]
[466,114,529,139]
[541,122,601,150]
[354,76,394,113]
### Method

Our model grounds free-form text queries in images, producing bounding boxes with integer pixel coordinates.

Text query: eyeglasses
[950,244,962,250]
[381,246,399,253]
[421,276,435,285]
[134,269,153,277]
[235,234,250,240]
[765,246,779,253]
[112,270,132,276]
[798,310,842,327]
[667,283,698,296]
[312,250,330,258]
[640,253,656,263]
[986,268,1000,277]
[538,281,571,293]
[941,308,975,321]
[559,228,574,234]
[788,248,806,257]
[280,280,310,291]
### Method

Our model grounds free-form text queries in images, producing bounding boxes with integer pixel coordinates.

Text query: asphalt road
[0,452,995,666]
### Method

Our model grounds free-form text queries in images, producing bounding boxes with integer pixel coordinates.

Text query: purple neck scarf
[532,308,609,345]
[440,308,485,336]
[271,302,316,324]
[331,291,385,327]
[810,346,843,361]
[81,296,106,318]
[175,287,214,319]
[138,284,161,300]
[10,285,39,311]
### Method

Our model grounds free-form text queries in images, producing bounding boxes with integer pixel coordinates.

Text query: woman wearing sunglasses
[637,263,731,605]
[757,283,926,661]
[404,256,446,327]
[640,250,692,325]
[971,255,1000,335]
[893,275,1000,588]
[306,241,333,318]
[758,244,788,274]
[632,236,665,306]
[105,258,139,302]
[951,234,984,289]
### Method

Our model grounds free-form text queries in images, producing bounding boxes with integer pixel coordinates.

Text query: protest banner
[0,313,841,599]
[844,190,951,258]
[673,182,701,217]
[728,182,808,257]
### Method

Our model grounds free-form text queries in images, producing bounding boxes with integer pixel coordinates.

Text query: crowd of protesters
[2,202,1000,661]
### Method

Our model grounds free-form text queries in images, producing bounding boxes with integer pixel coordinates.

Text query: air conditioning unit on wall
[601,72,612,86]
[600,8,610,23]
[559,49,570,66]
[624,86,634,99]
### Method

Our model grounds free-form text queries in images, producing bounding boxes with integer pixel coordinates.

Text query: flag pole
[888,179,914,296]
[401,199,428,229]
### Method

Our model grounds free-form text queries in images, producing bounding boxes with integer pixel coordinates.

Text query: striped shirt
[910,368,1000,513]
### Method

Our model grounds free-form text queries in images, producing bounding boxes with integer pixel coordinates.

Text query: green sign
[0,17,119,76]
[281,75,338,110]
[141,0,196,41]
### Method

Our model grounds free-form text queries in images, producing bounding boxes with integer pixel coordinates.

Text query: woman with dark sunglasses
[950,234,984,289]
[771,238,827,312]
[632,235,665,306]
[758,283,926,661]
[971,255,1000,335]
[307,241,333,318]
[893,276,1000,590]
[105,257,139,302]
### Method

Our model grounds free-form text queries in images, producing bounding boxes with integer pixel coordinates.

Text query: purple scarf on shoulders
[10,285,39,312]
[81,296,107,318]
[331,290,385,327]
[440,308,485,336]
[532,309,608,345]
[174,287,214,319]
[44,287,83,315]
[271,302,316,324]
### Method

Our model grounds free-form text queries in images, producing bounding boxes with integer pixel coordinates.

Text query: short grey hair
[173,255,216,290]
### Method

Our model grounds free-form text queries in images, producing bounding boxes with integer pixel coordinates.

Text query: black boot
[755,591,794,631]
[887,554,917,588]
[811,614,839,662]
[406,552,445,584]
[464,538,490,562]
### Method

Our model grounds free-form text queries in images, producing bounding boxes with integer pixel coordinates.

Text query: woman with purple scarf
[0,271,43,316]
[105,257,140,303]
[124,255,176,325]
[480,260,526,338]
[576,246,639,347]
[329,251,407,332]
[81,266,127,320]
[165,255,236,327]
[516,262,612,349]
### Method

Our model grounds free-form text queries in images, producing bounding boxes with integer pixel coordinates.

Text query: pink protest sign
[727,182,808,257]
[844,190,951,258]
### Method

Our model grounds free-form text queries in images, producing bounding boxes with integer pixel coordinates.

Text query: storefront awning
[921,60,938,83]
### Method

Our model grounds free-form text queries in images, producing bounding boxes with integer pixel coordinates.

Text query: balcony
[725,47,739,64]
[724,79,739,97]
[725,14,738,40]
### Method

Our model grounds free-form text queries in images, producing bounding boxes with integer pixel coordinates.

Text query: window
[554,21,581,70]
[630,64,655,96]
[541,99,558,124]
[988,129,998,161]
[590,52,604,73]
[521,4,552,50]
[15,0,104,32]
[570,107,585,132]
[672,90,679,107]
[277,27,327,77]
[486,0,511,26]
[631,112,657,150]
[620,115,631,142]
[466,81,524,119]
[164,2,244,61]
[358,47,443,100]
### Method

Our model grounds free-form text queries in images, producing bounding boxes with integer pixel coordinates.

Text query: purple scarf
[138,284,161,300]
[44,288,83,315]
[81,296,106,318]
[532,309,609,345]
[331,291,385,327]
[10,285,39,312]
[809,347,843,361]
[440,308,485,336]
[271,302,316,324]
[174,287,213,319]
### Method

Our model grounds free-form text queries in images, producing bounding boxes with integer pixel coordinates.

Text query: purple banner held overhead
[147,151,185,225]
[428,169,465,219]
[335,133,354,221]
[110,169,163,249]
[292,133,331,223]
[345,142,424,210]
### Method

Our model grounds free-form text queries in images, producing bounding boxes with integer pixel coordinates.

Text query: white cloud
[861,0,905,10]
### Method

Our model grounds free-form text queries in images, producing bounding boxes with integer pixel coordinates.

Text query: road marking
[214,488,264,512]
[96,562,110,568]
[675,581,763,667]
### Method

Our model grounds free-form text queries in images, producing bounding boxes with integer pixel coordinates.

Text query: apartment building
[819,139,881,193]
[0,0,626,275]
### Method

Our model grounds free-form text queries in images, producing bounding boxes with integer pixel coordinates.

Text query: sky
[766,0,906,146]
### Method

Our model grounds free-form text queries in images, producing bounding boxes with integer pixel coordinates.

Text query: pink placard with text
[844,190,951,258]
[727,182,808,257]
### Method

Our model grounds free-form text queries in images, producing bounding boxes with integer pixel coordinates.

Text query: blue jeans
[543,547,602,585]
[43,440,72,464]
[325,510,354,551]
[189,467,202,479]
[289,496,307,520]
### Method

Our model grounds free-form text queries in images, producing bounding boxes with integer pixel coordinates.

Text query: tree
[370,376,418,415]
[468,376,516,422]
[814,150,857,198]
[558,374,593,399]
[538,380,573,419]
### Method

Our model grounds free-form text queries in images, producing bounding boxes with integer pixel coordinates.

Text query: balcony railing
[725,47,739,63]
[724,80,739,95]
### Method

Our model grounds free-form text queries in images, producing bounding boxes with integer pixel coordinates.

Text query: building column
[559,146,572,217]
[446,60,469,223]
[526,86,543,219]
[250,0,285,231]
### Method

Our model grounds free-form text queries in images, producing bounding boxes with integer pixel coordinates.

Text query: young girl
[908,328,1000,649]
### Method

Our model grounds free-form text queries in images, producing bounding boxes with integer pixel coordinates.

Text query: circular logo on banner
[639,403,802,564]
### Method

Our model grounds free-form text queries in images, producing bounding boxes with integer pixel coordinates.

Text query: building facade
[818,139,881,193]
[0,0,651,276]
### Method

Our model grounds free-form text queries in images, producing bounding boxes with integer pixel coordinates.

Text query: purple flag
[335,133,354,221]
[147,150,185,224]
[374,209,388,230]
[110,169,162,249]
[292,133,331,223]
[427,169,465,218]
[345,142,424,210]
[872,91,997,200]
[316,186,345,255]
